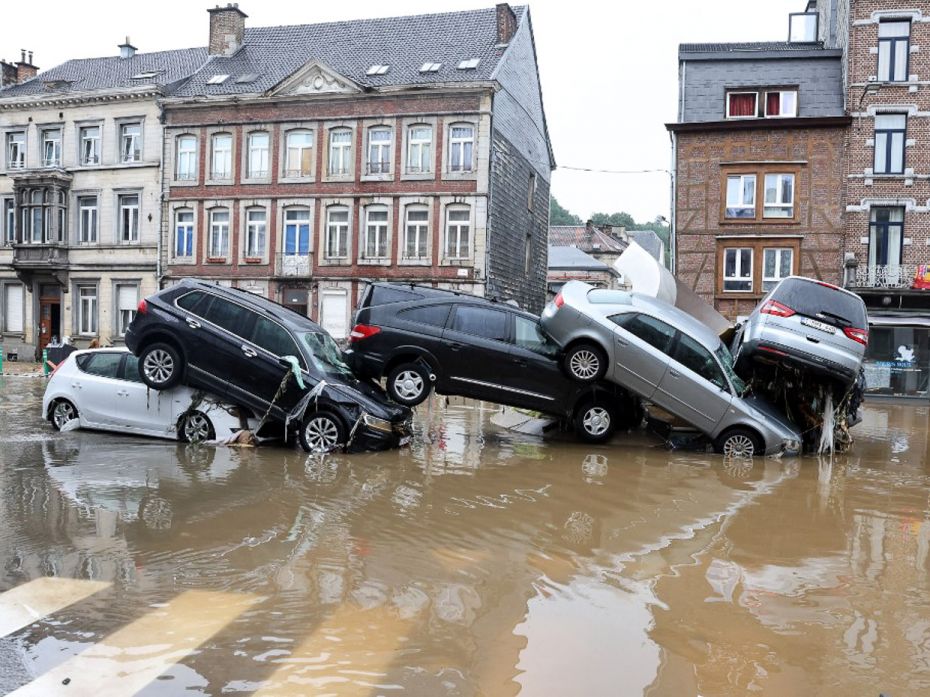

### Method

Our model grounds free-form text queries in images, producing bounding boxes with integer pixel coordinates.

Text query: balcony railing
[12,243,70,268]
[276,253,311,277]
[850,264,930,290]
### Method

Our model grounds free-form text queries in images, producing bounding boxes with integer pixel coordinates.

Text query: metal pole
[0,344,4,375]
[42,348,49,376]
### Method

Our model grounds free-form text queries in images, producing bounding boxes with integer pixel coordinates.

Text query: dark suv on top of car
[125,279,411,453]
[344,283,641,443]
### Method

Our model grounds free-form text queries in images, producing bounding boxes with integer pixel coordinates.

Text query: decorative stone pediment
[270,61,361,97]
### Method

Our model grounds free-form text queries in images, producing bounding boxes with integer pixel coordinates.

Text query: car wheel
[139,342,183,390]
[386,363,432,406]
[51,399,78,431]
[180,411,215,443]
[715,428,763,458]
[563,343,607,383]
[574,402,614,444]
[298,411,347,453]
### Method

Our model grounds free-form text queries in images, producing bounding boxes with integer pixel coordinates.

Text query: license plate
[801,317,837,335]
[399,436,411,447]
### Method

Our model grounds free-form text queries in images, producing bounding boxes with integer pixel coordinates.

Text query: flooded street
[1,376,929,696]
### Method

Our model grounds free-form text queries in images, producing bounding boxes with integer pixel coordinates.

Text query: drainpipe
[156,100,167,288]
[669,131,677,275]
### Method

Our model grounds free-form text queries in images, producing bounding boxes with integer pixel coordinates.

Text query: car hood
[322,376,410,422]
[741,395,801,437]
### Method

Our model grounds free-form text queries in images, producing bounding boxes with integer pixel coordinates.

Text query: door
[868,207,904,285]
[610,313,675,399]
[442,304,515,402]
[320,290,349,340]
[197,295,259,408]
[654,333,733,432]
[77,351,130,427]
[506,315,568,413]
[244,315,307,414]
[120,354,173,434]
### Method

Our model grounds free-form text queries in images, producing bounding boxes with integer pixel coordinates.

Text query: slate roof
[0,47,210,98]
[679,41,824,54]
[548,246,611,271]
[548,225,626,253]
[629,230,664,262]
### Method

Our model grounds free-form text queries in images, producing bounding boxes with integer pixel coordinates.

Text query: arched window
[245,207,267,258]
[364,205,389,259]
[174,209,194,258]
[449,123,475,172]
[176,135,198,180]
[406,124,432,174]
[208,208,230,257]
[325,206,349,259]
[211,133,233,179]
[445,205,471,259]
[328,128,352,176]
[283,208,311,257]
[285,130,314,178]
[367,127,392,174]
[403,205,429,259]
[247,132,270,178]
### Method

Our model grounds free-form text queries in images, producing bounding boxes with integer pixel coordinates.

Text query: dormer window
[726,92,758,119]
[366,65,389,76]
[764,90,797,118]
[788,12,818,42]
[726,89,798,119]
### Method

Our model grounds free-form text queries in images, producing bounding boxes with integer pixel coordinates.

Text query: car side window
[81,352,124,379]
[514,316,558,357]
[122,355,144,383]
[398,304,451,328]
[251,316,302,361]
[450,305,510,342]
[621,313,676,354]
[673,333,728,390]
[177,290,211,317]
[203,297,252,338]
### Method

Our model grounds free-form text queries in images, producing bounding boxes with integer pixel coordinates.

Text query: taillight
[843,327,869,345]
[137,299,147,314]
[349,324,381,343]
[554,292,564,309]
[760,300,795,318]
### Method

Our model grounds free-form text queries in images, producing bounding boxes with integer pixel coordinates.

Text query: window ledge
[206,257,228,264]
[171,179,200,188]
[170,258,197,265]
[443,171,478,181]
[398,258,433,266]
[323,174,354,183]
[205,178,234,186]
[360,173,394,182]
[401,172,435,181]
[279,176,316,184]
[357,258,393,266]
[243,257,265,264]
[319,258,352,266]
[241,177,272,185]
[720,218,799,226]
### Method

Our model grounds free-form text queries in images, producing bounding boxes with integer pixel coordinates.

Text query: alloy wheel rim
[53,402,75,429]
[570,350,599,379]
[723,434,755,458]
[184,414,211,442]
[305,416,340,452]
[583,407,610,436]
[395,371,424,401]
[143,349,174,385]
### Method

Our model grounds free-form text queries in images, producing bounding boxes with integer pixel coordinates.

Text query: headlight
[362,413,393,433]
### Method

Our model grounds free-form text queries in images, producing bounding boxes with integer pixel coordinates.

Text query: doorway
[38,284,62,352]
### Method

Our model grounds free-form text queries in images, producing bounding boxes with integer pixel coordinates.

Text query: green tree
[549,195,582,225]
[589,211,636,229]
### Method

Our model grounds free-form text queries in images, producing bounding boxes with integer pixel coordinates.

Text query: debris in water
[818,391,835,456]
[60,418,81,433]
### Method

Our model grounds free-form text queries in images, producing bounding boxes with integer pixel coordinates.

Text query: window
[245,208,266,258]
[407,125,432,173]
[763,173,794,218]
[120,123,142,163]
[82,352,122,379]
[878,21,910,82]
[116,284,138,336]
[207,74,229,85]
[203,296,251,337]
[398,304,450,328]
[673,334,727,390]
[78,196,97,244]
[367,127,392,174]
[251,316,299,357]
[725,174,756,218]
[762,248,793,291]
[175,209,194,258]
[874,114,906,174]
[325,207,349,259]
[449,124,475,172]
[42,128,62,167]
[247,132,269,178]
[7,132,25,169]
[451,305,509,341]
[445,207,470,259]
[528,173,537,210]
[364,206,389,259]
[723,248,753,292]
[515,316,558,357]
[726,92,758,119]
[789,12,818,42]
[404,206,429,259]
[177,290,211,316]
[285,130,313,178]
[5,199,16,244]
[869,207,904,269]
[176,135,198,180]
[77,285,98,335]
[621,314,677,354]
[328,129,352,176]
[211,133,233,179]
[4,284,24,332]
[208,209,230,257]
[764,90,797,118]
[119,194,139,243]
[283,208,310,256]
[80,126,100,165]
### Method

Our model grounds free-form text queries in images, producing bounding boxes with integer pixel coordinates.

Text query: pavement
[0,361,44,377]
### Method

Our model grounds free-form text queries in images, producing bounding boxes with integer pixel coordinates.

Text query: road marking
[8,589,261,697]
[252,605,412,696]
[0,577,110,639]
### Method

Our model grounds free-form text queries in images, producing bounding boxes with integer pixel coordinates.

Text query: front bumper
[347,419,412,453]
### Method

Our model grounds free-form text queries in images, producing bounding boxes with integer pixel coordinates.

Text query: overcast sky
[0,0,802,223]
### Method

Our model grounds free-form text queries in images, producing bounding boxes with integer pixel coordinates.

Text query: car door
[174,290,225,390]
[506,315,570,413]
[244,315,307,414]
[120,354,174,435]
[441,304,516,402]
[609,313,676,399]
[197,295,259,407]
[654,333,734,432]
[76,352,131,428]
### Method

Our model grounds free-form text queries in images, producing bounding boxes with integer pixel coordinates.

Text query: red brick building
[161,4,554,338]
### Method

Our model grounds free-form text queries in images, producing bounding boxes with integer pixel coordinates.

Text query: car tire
[50,399,78,431]
[138,342,183,390]
[574,402,615,444]
[298,411,347,453]
[180,411,215,443]
[715,427,763,458]
[563,343,607,383]
[386,363,432,406]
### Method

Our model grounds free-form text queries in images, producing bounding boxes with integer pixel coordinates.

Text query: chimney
[15,49,38,83]
[208,3,247,57]
[0,58,18,88]
[496,3,518,46]
[118,37,137,59]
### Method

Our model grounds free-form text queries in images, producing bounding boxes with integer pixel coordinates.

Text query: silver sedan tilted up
[540,281,802,457]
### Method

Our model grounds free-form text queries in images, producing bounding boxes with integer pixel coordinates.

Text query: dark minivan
[125,279,411,453]
[345,283,640,443]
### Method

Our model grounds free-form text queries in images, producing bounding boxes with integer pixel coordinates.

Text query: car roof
[370,282,539,321]
[173,279,325,331]
[628,293,724,350]
[776,275,865,301]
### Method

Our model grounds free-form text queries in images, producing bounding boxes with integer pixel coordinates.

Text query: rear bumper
[741,339,858,386]
[344,349,384,380]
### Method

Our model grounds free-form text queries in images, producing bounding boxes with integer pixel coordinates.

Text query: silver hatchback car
[540,281,802,457]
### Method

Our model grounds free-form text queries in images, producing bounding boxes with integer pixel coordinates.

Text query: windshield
[303,333,354,378]
[715,345,747,395]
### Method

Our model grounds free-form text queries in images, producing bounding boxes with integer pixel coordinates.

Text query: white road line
[8,589,262,697]
[0,577,110,639]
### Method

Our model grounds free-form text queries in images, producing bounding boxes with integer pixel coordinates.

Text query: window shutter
[118,285,138,312]
[5,284,24,333]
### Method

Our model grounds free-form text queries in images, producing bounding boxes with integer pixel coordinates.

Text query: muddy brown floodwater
[0,376,929,696]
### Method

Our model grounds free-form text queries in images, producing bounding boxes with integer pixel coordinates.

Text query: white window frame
[725,174,756,219]
[284,130,314,178]
[445,205,471,260]
[762,173,795,219]
[176,135,198,181]
[3,198,14,245]
[324,206,349,260]
[723,247,753,293]
[42,128,62,167]
[403,205,430,260]
[363,205,389,259]
[328,128,352,177]
[725,91,759,120]
[762,247,794,291]
[77,284,98,336]
[79,125,101,165]
[211,132,233,180]
[7,131,25,170]
[246,131,270,179]
[118,193,140,243]
[120,122,142,163]
[448,124,475,173]
[245,207,267,258]
[3,283,24,333]
[366,127,392,175]
[174,208,194,259]
[115,283,139,337]
[77,195,98,244]
[763,90,798,118]
[406,125,432,174]
[208,208,230,258]
[878,20,911,83]
[283,208,311,258]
